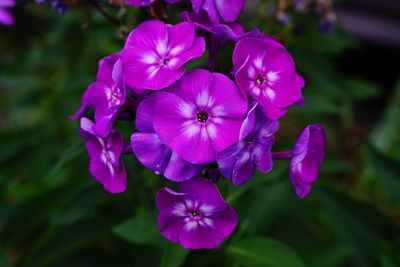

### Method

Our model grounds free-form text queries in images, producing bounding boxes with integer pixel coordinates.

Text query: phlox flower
[0,0,15,26]
[156,178,238,249]
[153,69,248,164]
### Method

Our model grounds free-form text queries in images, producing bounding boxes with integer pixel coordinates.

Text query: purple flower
[72,53,126,138]
[190,0,245,24]
[290,124,326,198]
[131,94,205,182]
[126,0,181,7]
[181,11,261,42]
[156,178,238,249]
[217,103,279,185]
[80,118,127,193]
[0,0,15,26]
[153,69,248,164]
[233,36,304,119]
[121,20,205,91]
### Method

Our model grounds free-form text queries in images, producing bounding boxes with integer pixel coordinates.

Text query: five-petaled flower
[156,178,238,249]
[72,53,126,137]
[122,20,205,91]
[153,69,248,164]
[131,94,205,182]
[80,117,127,193]
[233,36,304,119]
[290,124,327,198]
[217,102,279,185]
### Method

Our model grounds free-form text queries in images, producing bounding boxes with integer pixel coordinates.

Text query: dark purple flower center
[160,58,169,66]
[256,74,265,85]
[197,111,209,123]
[190,210,201,218]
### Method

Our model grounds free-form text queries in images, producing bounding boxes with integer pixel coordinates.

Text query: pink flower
[121,20,205,91]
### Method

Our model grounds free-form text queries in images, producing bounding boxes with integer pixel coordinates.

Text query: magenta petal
[198,0,219,24]
[179,221,223,249]
[93,111,118,138]
[207,206,238,239]
[167,22,196,55]
[164,153,205,182]
[191,0,204,12]
[0,0,15,8]
[97,53,120,85]
[131,133,172,176]
[290,125,327,198]
[0,9,14,26]
[135,94,158,133]
[214,0,245,22]
[210,117,243,152]
[208,72,248,119]
[158,210,186,243]
[180,178,226,209]
[156,187,194,210]
[168,38,205,70]
[232,149,255,185]
[216,141,246,180]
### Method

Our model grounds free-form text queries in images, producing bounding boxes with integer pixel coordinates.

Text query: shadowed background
[0,0,399,266]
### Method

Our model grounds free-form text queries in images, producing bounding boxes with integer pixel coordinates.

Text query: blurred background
[0,0,399,266]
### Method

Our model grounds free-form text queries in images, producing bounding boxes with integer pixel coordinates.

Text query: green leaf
[160,242,189,267]
[112,213,164,246]
[367,144,400,200]
[370,80,400,157]
[227,236,306,267]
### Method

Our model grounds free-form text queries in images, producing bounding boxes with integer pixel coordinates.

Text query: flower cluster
[73,0,327,250]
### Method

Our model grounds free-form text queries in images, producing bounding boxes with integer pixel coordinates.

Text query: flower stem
[272,151,292,159]
[116,111,134,121]
[149,0,167,21]
[208,35,220,72]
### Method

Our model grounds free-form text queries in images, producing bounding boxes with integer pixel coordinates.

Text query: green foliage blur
[0,1,399,266]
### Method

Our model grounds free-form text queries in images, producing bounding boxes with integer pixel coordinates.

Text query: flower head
[80,118,127,193]
[131,94,205,182]
[153,69,248,164]
[233,36,304,119]
[156,178,238,249]
[122,20,205,91]
[217,103,279,185]
[0,0,15,26]
[290,124,327,198]
[190,0,245,24]
[72,53,126,137]
[181,11,260,42]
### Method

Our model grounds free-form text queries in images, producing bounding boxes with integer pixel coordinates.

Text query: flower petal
[180,178,226,209]
[131,133,172,176]
[214,0,245,22]
[164,153,205,182]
